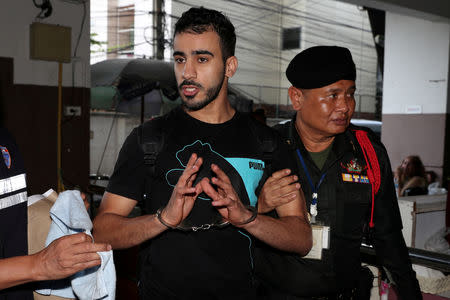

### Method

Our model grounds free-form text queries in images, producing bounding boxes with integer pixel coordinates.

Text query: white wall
[90,112,140,176]
[381,12,449,178]
[169,0,377,110]
[383,12,450,115]
[171,0,283,87]
[134,0,153,58]
[0,0,91,87]
[281,0,378,99]
[91,0,108,64]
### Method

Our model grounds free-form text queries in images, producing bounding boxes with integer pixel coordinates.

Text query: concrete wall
[0,0,91,87]
[381,12,450,180]
[281,0,377,100]
[90,112,140,176]
[0,1,91,194]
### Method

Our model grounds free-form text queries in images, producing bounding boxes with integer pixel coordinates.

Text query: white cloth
[36,190,116,300]
[428,182,447,195]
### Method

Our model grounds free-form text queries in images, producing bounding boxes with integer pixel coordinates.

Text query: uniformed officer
[256,46,422,300]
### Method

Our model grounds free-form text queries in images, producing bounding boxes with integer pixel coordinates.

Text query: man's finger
[62,232,90,245]
[210,164,231,185]
[179,154,202,184]
[280,191,298,202]
[72,241,112,255]
[194,182,203,195]
[186,172,198,188]
[177,186,198,197]
[71,251,103,263]
[279,175,298,187]
[210,176,231,192]
[278,182,301,196]
[266,174,298,193]
[70,259,103,273]
[200,178,220,201]
[270,168,292,180]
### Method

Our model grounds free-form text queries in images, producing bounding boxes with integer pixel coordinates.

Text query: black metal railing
[361,244,450,273]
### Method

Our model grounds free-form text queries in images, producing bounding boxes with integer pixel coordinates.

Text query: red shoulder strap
[353,130,380,228]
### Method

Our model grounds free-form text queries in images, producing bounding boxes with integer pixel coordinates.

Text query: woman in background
[395,155,428,196]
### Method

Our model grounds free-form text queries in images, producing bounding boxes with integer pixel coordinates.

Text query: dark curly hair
[402,155,426,179]
[174,6,236,62]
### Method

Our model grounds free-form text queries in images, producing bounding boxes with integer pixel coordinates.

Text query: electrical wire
[93,1,371,34]
[90,1,378,78]
[72,1,87,88]
[94,110,119,179]
[173,0,371,33]
[92,9,375,57]
[74,1,87,58]
[165,1,375,53]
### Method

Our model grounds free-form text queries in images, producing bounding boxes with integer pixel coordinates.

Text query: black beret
[286,46,356,89]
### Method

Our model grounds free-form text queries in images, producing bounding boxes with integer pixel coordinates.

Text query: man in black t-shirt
[93,7,312,300]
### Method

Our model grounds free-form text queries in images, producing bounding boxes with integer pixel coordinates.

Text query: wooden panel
[0,57,13,125]
[9,84,58,194]
[60,87,90,192]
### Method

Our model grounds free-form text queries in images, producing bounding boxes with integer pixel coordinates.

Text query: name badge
[304,225,330,260]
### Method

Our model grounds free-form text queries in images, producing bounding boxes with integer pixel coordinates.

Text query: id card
[304,225,330,260]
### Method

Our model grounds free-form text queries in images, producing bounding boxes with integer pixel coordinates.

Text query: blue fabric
[226,157,264,207]
[35,190,116,300]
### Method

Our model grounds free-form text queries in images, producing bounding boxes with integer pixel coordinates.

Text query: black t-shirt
[107,107,293,299]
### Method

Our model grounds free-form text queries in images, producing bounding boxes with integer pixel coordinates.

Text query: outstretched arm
[0,233,111,290]
[201,164,312,255]
[93,153,203,249]
[92,192,165,249]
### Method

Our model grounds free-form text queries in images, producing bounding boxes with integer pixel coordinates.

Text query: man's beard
[179,72,225,112]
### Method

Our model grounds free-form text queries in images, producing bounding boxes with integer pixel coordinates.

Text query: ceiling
[338,0,450,23]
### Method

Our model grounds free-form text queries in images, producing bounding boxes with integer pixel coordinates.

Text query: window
[282,27,301,50]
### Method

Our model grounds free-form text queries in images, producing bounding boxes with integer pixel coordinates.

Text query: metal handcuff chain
[156,205,257,232]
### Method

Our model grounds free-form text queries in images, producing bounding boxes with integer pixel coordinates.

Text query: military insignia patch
[340,158,366,174]
[0,146,11,169]
[342,173,370,184]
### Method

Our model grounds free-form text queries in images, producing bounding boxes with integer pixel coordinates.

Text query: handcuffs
[156,205,257,232]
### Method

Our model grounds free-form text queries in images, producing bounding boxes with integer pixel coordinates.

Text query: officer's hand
[161,153,203,227]
[258,169,301,213]
[200,164,254,227]
[33,233,111,281]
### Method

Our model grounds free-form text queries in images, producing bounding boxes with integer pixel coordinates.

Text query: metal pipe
[57,62,64,192]
[361,244,450,272]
